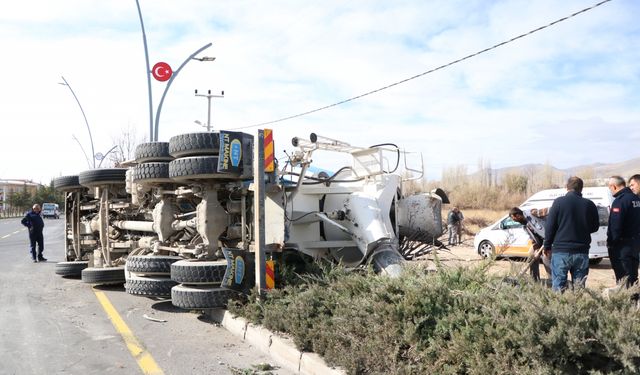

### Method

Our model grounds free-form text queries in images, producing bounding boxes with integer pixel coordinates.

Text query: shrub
[230,264,640,375]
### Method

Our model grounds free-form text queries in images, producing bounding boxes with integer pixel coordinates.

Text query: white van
[42,202,60,219]
[474,187,613,264]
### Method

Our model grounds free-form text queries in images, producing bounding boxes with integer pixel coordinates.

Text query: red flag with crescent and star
[152,62,173,82]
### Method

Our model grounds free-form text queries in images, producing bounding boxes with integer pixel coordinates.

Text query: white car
[473,187,612,265]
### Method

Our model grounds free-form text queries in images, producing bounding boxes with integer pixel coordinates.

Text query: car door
[494,216,531,257]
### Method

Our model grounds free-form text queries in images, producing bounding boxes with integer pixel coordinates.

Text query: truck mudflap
[221,247,255,293]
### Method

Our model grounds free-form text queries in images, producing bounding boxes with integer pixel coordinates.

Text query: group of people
[509,175,640,292]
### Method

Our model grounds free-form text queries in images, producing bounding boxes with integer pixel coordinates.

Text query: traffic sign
[152,62,173,82]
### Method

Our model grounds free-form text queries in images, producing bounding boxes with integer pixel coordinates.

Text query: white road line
[1,234,10,239]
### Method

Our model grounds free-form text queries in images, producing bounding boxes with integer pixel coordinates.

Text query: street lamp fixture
[193,56,216,62]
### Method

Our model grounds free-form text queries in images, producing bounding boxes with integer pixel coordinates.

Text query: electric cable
[230,0,612,130]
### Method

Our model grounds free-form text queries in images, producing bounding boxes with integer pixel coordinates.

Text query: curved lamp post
[71,135,92,169]
[135,0,154,142]
[153,42,213,141]
[97,145,120,168]
[59,76,96,168]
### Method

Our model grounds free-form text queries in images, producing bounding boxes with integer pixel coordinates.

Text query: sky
[1,0,638,184]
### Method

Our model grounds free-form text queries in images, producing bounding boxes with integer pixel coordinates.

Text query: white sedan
[473,215,531,259]
[473,211,608,264]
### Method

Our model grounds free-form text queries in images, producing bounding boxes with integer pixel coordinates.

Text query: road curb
[207,309,345,374]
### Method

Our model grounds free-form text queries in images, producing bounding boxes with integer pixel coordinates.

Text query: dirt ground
[415,237,617,290]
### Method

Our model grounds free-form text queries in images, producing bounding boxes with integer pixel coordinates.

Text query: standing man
[628,174,640,196]
[543,177,599,292]
[447,207,464,246]
[509,207,551,282]
[606,176,640,287]
[21,204,46,263]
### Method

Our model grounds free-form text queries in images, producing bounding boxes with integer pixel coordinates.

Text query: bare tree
[106,124,148,167]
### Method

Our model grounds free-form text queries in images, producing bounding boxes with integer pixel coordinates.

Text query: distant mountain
[564,157,640,180]
[470,157,640,187]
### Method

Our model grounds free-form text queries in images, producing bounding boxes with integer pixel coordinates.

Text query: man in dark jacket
[607,176,640,287]
[543,177,599,292]
[629,174,640,196]
[447,207,464,246]
[21,204,46,262]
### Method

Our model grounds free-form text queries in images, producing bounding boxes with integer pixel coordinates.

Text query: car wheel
[478,240,494,258]
[589,258,603,266]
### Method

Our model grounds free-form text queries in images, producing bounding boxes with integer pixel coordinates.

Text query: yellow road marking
[93,289,164,375]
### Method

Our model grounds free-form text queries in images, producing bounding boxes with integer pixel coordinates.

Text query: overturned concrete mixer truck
[53,131,448,309]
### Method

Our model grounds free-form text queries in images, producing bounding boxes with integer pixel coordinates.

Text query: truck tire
[170,260,227,284]
[170,156,240,180]
[126,255,182,275]
[79,169,127,187]
[132,162,172,184]
[125,276,177,297]
[169,132,220,158]
[81,267,126,284]
[54,175,83,190]
[135,142,172,163]
[171,285,236,309]
[55,261,89,277]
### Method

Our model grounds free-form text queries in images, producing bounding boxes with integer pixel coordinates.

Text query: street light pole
[60,76,96,168]
[135,0,154,142]
[153,42,213,141]
[194,89,224,132]
[97,145,119,168]
[71,135,92,169]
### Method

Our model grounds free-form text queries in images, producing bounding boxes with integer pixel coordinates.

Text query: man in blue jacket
[21,204,46,263]
[606,176,640,287]
[543,177,599,292]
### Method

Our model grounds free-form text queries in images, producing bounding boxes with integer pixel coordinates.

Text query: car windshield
[500,217,523,230]
[43,204,56,210]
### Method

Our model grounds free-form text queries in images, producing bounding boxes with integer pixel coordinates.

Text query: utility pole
[194,89,224,132]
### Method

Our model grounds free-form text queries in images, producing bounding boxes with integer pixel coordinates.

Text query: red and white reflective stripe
[264,129,274,173]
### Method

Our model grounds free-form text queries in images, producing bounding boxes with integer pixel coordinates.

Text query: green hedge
[230,264,640,375]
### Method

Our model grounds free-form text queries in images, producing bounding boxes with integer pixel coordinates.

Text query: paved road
[0,218,293,375]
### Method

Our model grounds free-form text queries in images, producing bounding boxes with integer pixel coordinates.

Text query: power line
[231,0,613,130]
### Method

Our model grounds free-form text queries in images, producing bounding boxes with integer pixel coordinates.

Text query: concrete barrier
[208,309,345,375]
